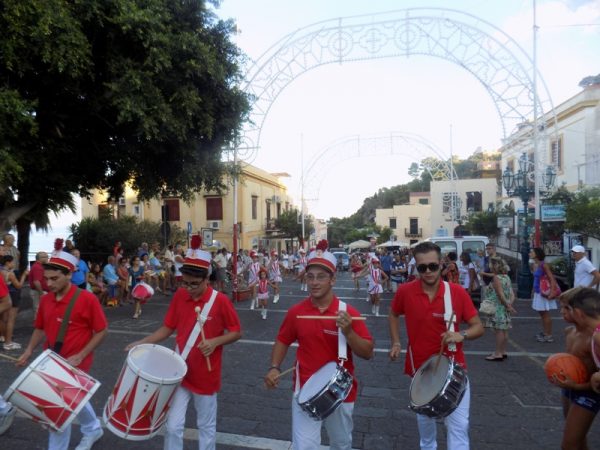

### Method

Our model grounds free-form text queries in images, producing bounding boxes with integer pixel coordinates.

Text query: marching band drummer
[264,239,373,450]
[388,241,483,450]
[125,235,241,450]
[16,239,107,450]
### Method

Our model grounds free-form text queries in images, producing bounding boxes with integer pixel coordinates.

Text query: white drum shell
[103,344,187,440]
[4,349,100,432]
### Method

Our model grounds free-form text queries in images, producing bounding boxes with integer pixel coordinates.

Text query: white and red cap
[271,250,278,257]
[298,248,306,254]
[307,240,337,274]
[46,239,78,272]
[250,250,258,258]
[371,256,380,263]
[182,235,211,271]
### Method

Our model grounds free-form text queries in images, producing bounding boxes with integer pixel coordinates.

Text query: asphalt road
[1,272,598,449]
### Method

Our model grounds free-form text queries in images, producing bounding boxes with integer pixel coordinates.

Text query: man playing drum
[125,235,241,450]
[388,241,483,450]
[264,239,373,450]
[16,239,107,450]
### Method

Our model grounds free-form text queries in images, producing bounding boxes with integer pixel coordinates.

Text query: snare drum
[103,344,187,440]
[409,355,467,418]
[296,362,353,421]
[4,349,100,432]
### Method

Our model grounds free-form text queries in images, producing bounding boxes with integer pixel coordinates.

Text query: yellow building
[81,163,294,251]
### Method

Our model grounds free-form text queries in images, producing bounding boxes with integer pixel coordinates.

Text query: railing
[404,228,422,238]
[265,218,278,231]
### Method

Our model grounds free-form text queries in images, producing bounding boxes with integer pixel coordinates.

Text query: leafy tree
[0,0,249,270]
[465,211,499,237]
[274,208,314,245]
[69,215,186,264]
[565,188,600,240]
[377,226,393,244]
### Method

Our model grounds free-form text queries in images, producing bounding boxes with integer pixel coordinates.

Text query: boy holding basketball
[552,287,600,450]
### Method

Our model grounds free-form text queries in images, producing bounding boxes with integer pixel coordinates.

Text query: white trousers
[416,380,471,450]
[48,401,101,450]
[163,386,217,450]
[291,396,354,450]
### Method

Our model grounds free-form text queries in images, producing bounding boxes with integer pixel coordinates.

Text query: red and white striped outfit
[257,279,269,300]
[368,265,384,294]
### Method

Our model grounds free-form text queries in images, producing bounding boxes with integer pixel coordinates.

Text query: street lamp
[502,153,557,298]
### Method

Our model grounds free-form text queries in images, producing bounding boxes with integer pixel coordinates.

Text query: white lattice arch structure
[236,8,557,167]
[303,133,458,201]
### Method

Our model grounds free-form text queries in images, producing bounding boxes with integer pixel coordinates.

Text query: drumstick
[274,366,295,380]
[195,306,212,372]
[434,311,455,372]
[296,315,366,321]
[0,353,19,362]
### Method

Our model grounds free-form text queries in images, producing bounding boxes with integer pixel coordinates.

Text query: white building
[374,192,431,245]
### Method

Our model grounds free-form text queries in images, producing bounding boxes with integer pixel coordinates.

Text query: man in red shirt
[17,239,107,450]
[389,241,483,450]
[264,240,373,450]
[126,235,241,450]
[28,251,49,319]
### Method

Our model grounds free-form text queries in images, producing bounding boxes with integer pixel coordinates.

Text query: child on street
[552,287,600,450]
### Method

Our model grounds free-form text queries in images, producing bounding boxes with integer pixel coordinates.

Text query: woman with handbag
[482,257,517,361]
[531,247,559,343]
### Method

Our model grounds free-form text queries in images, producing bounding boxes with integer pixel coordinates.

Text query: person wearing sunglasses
[388,241,483,450]
[126,235,241,450]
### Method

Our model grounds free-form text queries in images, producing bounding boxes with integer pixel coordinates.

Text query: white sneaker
[0,405,16,435]
[250,299,255,310]
[75,428,103,450]
[262,310,267,320]
[273,294,279,304]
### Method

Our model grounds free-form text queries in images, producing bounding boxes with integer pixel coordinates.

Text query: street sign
[497,216,513,229]
[541,205,566,222]
[187,221,192,234]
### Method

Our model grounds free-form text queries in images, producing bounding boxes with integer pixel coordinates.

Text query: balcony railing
[404,228,422,238]
[265,218,277,231]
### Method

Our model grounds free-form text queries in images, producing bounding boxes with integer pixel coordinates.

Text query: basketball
[544,353,589,385]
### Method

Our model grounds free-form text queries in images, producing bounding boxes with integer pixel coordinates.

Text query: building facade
[374,192,432,245]
[81,163,294,252]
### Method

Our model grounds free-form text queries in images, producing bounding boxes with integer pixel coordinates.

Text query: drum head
[410,356,451,406]
[128,344,187,384]
[298,361,337,403]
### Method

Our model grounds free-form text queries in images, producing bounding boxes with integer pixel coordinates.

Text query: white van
[423,235,489,261]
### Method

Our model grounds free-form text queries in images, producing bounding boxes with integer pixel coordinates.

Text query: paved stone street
[1,272,598,449]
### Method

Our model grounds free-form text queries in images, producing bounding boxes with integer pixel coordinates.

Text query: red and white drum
[103,343,187,440]
[4,349,100,432]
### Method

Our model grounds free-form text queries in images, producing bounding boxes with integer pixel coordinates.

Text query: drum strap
[443,281,457,352]
[178,288,218,361]
[53,288,82,355]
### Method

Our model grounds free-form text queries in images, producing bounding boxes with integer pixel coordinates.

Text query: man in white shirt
[571,245,600,289]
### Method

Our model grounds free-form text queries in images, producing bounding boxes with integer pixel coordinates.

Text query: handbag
[540,263,561,299]
[479,298,496,315]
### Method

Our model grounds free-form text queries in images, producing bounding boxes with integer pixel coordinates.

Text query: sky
[37,0,600,251]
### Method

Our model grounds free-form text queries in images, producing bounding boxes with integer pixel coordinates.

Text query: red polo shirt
[277,296,372,402]
[391,280,478,376]
[0,276,8,298]
[164,286,241,395]
[35,284,108,372]
[28,261,49,292]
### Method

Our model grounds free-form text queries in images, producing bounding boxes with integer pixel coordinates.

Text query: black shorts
[562,388,600,414]
[9,289,21,309]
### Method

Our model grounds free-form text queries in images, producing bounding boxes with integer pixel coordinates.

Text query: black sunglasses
[416,263,441,273]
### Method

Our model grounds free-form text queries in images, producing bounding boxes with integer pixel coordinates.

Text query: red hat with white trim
[45,239,78,272]
[250,250,258,258]
[182,235,211,272]
[307,240,337,274]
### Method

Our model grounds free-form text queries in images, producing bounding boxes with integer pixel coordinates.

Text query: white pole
[449,124,456,234]
[533,0,541,246]
[301,133,305,250]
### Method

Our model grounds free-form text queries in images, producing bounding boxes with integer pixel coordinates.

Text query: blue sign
[187,221,192,234]
[541,205,566,222]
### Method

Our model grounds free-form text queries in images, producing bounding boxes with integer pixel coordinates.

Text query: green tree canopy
[565,188,600,241]
[0,0,249,269]
[274,208,314,245]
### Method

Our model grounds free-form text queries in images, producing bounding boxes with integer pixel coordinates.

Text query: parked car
[332,251,350,271]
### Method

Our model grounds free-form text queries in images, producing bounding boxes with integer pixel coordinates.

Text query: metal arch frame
[236,7,558,166]
[302,132,457,195]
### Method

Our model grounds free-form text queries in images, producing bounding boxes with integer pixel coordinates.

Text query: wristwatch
[460,330,468,340]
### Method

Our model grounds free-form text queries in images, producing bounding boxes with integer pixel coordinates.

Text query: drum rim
[128,343,188,383]
[297,362,353,404]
